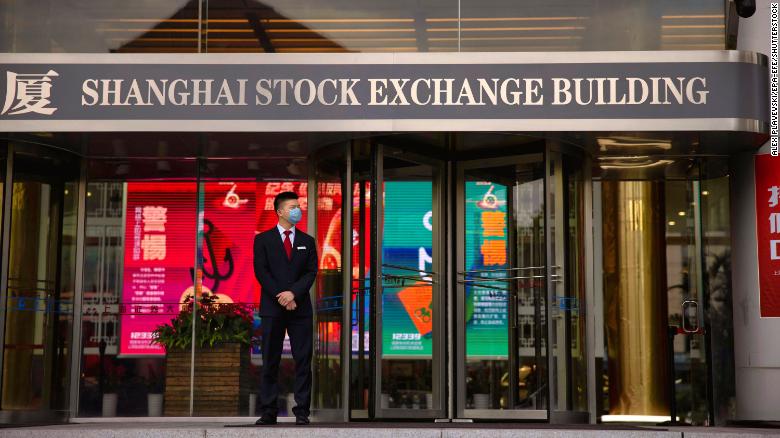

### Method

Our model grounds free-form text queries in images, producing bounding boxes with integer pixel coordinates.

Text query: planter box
[164,343,252,416]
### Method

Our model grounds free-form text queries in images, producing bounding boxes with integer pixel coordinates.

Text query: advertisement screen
[118,178,509,357]
[381,181,433,358]
[375,180,510,358]
[120,182,197,356]
[464,181,509,358]
[119,180,313,356]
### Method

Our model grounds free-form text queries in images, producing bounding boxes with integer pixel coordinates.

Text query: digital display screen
[464,181,509,358]
[381,181,434,358]
[119,181,321,356]
[120,182,197,356]
[117,179,508,358]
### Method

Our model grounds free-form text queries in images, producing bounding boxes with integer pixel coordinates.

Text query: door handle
[681,300,700,333]
[382,263,437,276]
[458,266,546,275]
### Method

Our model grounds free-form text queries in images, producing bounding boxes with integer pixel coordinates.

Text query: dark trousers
[259,315,313,418]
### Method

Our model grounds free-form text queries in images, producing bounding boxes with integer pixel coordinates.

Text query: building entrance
[0,143,79,424]
[0,132,738,426]
[455,154,549,420]
[309,139,589,422]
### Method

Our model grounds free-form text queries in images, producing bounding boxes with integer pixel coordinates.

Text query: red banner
[755,154,780,318]
[120,182,198,355]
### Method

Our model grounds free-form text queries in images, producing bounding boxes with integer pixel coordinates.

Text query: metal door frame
[349,141,370,420]
[307,142,353,422]
[546,145,592,424]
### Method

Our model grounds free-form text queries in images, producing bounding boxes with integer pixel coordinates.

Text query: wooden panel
[163,343,253,416]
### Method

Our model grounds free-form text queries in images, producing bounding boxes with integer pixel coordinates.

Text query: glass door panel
[78,159,197,418]
[665,179,710,424]
[1,149,78,418]
[456,155,547,419]
[311,144,348,418]
[349,141,372,418]
[375,145,443,418]
[547,152,588,420]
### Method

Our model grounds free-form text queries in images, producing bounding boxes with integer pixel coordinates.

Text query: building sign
[0,52,768,132]
[756,154,780,318]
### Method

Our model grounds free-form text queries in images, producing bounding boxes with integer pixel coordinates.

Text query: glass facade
[1,0,726,53]
[0,131,743,426]
[78,159,198,417]
[0,0,754,428]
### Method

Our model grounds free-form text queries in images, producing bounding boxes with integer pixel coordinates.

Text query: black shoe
[295,416,310,425]
[255,415,277,425]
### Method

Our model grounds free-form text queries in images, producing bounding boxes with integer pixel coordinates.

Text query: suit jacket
[253,226,317,318]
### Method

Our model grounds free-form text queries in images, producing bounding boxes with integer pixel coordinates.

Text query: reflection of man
[253,191,317,425]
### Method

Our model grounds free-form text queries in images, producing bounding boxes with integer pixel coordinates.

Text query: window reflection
[1,0,725,53]
[0,0,198,53]
[79,160,197,417]
[598,174,732,425]
[2,148,78,414]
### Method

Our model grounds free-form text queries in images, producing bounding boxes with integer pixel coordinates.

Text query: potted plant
[101,360,123,417]
[146,364,164,417]
[151,292,254,416]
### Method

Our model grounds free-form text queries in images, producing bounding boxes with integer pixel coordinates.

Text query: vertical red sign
[120,182,197,355]
[756,154,780,318]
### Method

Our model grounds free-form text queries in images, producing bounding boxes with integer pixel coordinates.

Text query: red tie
[283,230,292,260]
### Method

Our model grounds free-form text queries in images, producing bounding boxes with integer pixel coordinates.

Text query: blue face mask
[288,207,302,224]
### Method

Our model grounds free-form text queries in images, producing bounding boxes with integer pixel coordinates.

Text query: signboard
[0,52,768,132]
[756,154,780,317]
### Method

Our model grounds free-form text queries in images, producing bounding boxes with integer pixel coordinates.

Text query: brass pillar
[2,182,43,409]
[2,180,60,410]
[602,180,669,416]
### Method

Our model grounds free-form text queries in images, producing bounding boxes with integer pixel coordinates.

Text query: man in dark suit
[253,191,317,425]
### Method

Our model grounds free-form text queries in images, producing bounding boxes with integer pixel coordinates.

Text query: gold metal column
[602,180,669,416]
[2,181,53,409]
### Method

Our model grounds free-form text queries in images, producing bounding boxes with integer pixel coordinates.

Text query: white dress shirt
[276,223,296,246]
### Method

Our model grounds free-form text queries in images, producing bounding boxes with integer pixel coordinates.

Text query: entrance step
[0,422,778,438]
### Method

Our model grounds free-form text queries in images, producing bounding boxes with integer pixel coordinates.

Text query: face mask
[288,207,302,224]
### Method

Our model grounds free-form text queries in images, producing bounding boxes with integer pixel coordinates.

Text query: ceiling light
[597,137,672,151]
[597,156,674,169]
